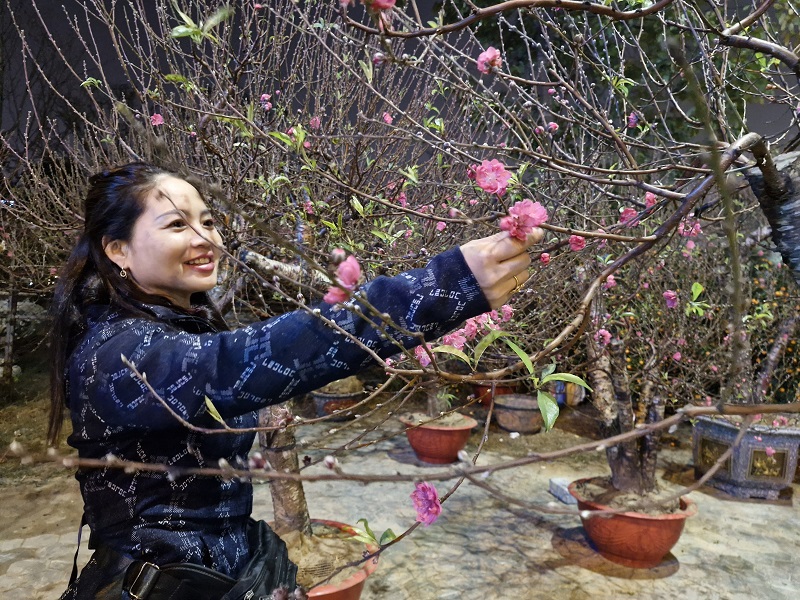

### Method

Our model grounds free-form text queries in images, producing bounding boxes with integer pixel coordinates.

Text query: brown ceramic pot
[398,414,478,464]
[567,478,697,568]
[471,381,517,407]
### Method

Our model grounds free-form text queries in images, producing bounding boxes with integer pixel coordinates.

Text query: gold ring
[512,274,521,293]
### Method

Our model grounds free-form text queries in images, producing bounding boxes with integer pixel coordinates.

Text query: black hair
[47,162,226,445]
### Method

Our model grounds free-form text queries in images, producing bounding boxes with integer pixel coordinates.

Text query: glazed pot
[692,415,800,500]
[568,478,697,568]
[311,391,360,421]
[398,414,478,464]
[306,520,379,600]
[493,394,543,434]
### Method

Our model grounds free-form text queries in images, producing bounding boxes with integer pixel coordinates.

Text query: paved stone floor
[2,412,798,599]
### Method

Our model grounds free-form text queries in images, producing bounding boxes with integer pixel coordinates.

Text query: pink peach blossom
[476,46,502,74]
[382,112,393,125]
[499,200,548,240]
[473,159,512,197]
[150,113,164,126]
[594,329,612,345]
[663,290,678,309]
[602,275,617,289]
[569,235,586,252]
[644,191,657,207]
[309,116,321,130]
[410,481,442,526]
[368,0,396,10]
[436,221,447,232]
[540,252,550,265]
[547,121,559,132]
[619,207,639,227]
[414,344,432,367]
[442,332,467,350]
[323,255,362,303]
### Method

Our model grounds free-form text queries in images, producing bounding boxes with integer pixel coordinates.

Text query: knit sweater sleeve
[71,247,490,429]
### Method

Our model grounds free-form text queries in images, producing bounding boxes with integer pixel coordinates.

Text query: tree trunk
[586,336,662,495]
[258,404,312,537]
[746,150,800,287]
[2,289,17,384]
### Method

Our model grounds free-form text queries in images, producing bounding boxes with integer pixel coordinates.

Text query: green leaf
[356,518,376,541]
[80,77,102,88]
[432,345,472,367]
[269,131,295,146]
[204,396,226,425]
[473,329,509,366]
[691,282,704,301]
[501,338,533,375]
[171,25,199,39]
[537,391,559,431]
[541,373,592,391]
[171,1,196,27]
[358,59,373,84]
[540,362,556,379]
[202,5,234,32]
[379,529,397,545]
[350,196,365,217]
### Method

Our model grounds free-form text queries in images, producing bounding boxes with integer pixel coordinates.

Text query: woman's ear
[103,237,128,270]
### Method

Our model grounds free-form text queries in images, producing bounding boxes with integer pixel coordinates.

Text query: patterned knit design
[67,248,489,577]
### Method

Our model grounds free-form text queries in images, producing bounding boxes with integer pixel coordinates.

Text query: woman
[51,162,541,599]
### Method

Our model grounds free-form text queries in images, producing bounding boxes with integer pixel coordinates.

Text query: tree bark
[258,404,312,537]
[2,289,17,384]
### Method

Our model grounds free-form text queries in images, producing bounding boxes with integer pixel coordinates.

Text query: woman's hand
[460,229,544,309]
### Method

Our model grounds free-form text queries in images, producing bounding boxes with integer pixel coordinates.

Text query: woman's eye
[203,219,216,228]
[169,220,185,228]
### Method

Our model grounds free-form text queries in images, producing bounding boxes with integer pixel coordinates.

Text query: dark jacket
[66,247,489,579]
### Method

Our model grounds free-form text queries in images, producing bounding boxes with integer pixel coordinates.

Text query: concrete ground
[2,407,798,599]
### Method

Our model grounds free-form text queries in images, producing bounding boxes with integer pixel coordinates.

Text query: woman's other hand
[460,228,544,309]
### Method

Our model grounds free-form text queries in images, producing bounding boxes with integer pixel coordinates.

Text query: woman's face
[105,175,223,308]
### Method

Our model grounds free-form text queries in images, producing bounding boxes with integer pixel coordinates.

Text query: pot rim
[494,394,540,411]
[397,413,478,431]
[567,477,698,520]
[694,414,800,436]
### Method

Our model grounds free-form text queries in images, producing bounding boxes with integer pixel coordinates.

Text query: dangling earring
[120,268,128,279]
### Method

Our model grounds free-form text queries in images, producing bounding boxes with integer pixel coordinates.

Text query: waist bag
[64,519,299,600]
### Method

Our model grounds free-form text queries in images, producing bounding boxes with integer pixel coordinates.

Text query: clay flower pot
[568,478,698,568]
[471,381,518,407]
[398,413,478,464]
[306,520,379,600]
[311,391,360,421]
[493,394,543,434]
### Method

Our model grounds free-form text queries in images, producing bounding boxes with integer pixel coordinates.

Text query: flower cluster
[413,306,515,368]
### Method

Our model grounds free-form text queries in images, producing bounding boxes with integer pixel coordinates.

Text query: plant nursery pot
[493,394,543,434]
[568,478,697,569]
[311,391,360,421]
[305,520,379,600]
[398,413,478,464]
[471,381,518,407]
[692,414,800,500]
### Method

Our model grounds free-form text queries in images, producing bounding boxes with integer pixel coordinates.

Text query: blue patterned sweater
[66,247,489,576]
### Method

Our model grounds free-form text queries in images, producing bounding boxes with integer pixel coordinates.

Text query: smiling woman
[102,176,223,308]
[48,162,544,599]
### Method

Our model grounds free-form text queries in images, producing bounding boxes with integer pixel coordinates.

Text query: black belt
[124,560,235,600]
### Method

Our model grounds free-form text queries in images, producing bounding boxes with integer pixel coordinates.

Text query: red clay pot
[307,520,379,600]
[567,478,697,568]
[472,382,517,406]
[398,414,478,464]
